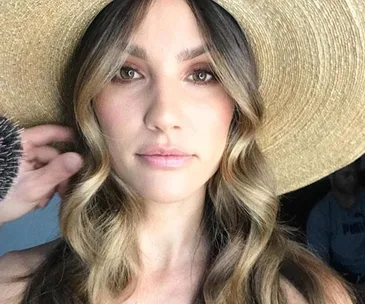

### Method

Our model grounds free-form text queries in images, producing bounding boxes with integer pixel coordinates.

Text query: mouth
[136,154,194,169]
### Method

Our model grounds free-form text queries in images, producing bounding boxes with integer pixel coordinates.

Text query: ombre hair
[17,0,355,303]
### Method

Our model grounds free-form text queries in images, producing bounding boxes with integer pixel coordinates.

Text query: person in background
[306,156,365,301]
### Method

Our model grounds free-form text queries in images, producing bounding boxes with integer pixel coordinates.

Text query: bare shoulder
[280,277,308,304]
[0,239,60,304]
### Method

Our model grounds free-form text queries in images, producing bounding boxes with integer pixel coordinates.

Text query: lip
[137,155,193,169]
[136,145,194,168]
[137,145,192,156]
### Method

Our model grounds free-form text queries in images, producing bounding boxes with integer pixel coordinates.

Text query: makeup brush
[0,116,23,201]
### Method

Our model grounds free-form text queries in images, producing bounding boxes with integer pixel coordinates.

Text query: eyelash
[112,65,217,86]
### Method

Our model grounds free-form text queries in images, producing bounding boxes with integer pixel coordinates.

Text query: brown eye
[188,69,215,84]
[193,70,209,82]
[120,67,134,79]
[117,67,142,80]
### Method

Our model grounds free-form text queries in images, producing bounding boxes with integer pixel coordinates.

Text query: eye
[115,66,143,81]
[187,69,216,84]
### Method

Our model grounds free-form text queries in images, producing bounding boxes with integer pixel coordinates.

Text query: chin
[136,188,197,204]
[115,167,210,204]
[126,178,206,205]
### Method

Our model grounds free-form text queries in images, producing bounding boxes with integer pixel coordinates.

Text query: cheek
[203,92,234,136]
[93,85,145,134]
[196,94,234,157]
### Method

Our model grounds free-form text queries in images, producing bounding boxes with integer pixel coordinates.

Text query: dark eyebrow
[177,45,210,62]
[126,45,148,60]
[125,44,210,62]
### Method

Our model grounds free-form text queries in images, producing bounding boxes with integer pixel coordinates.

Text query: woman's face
[94,0,234,204]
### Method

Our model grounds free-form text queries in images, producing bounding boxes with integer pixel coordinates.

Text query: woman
[1,0,364,303]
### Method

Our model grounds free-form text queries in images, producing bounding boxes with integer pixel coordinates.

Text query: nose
[144,82,185,133]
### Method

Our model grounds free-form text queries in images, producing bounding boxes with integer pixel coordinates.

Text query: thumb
[62,152,84,175]
[36,152,83,189]
[56,153,84,200]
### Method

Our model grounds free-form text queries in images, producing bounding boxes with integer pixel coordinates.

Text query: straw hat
[1,0,365,195]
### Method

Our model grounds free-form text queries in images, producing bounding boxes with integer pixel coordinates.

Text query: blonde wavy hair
[19,0,355,303]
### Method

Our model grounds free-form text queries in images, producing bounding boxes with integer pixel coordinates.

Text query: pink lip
[137,155,194,169]
[136,145,194,168]
[138,148,190,156]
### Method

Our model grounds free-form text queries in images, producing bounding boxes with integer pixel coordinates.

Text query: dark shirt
[306,188,365,278]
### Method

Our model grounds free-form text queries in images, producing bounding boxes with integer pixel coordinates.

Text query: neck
[137,188,210,275]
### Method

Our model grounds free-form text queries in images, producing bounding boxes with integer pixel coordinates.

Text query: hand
[0,125,83,226]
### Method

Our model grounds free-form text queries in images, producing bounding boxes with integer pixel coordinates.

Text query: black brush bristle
[0,116,23,200]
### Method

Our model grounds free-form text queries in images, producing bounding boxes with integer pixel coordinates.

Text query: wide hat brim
[1,0,365,195]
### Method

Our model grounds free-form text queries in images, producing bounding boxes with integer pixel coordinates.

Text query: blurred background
[0,195,60,256]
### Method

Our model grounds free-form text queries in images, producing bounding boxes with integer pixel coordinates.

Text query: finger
[21,125,75,148]
[19,152,83,205]
[35,152,83,188]
[24,145,60,163]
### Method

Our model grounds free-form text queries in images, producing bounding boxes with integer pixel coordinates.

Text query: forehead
[131,0,204,52]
